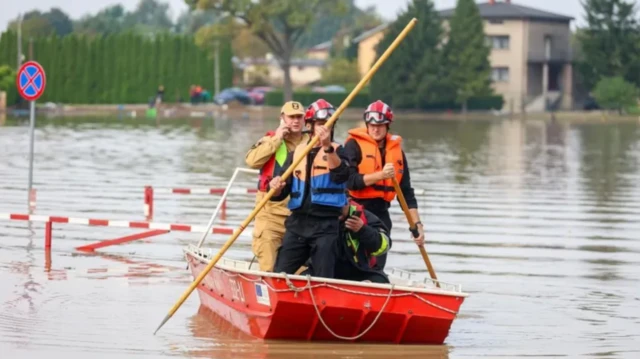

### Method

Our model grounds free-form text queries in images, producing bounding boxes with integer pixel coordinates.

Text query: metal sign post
[16,61,46,212]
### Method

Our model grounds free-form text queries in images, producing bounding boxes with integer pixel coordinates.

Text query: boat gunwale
[184,245,469,298]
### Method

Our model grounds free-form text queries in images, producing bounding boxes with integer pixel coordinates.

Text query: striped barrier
[0,213,251,251]
[144,167,260,219]
[152,187,258,195]
[144,186,259,220]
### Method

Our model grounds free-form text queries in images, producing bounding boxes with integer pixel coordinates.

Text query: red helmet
[364,100,393,124]
[305,99,337,122]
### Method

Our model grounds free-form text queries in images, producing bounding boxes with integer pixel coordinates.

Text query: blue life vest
[288,142,347,210]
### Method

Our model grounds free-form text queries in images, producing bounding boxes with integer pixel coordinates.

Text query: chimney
[489,0,495,4]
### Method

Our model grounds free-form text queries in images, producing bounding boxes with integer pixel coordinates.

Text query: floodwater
[1,114,640,358]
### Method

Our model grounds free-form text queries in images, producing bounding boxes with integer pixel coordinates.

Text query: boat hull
[185,249,466,344]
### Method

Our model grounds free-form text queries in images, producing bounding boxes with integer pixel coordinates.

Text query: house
[352,23,389,81]
[233,54,327,87]
[353,0,575,112]
[306,40,332,60]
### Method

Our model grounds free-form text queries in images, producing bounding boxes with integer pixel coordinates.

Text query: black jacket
[337,209,391,274]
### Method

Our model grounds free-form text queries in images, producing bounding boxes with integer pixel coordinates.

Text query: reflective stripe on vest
[257,131,289,192]
[346,127,404,202]
[345,202,389,265]
[287,142,347,210]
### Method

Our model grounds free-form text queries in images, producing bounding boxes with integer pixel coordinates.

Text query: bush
[593,76,639,114]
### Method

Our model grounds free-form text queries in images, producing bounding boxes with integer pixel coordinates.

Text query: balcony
[527,35,572,63]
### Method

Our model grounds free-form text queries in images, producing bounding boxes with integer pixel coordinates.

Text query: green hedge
[0,31,233,105]
[266,90,503,111]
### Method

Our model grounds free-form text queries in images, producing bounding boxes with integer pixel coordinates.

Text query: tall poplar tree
[444,0,492,112]
[370,0,450,109]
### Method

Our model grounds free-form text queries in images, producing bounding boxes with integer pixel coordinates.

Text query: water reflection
[184,307,451,359]
[579,123,639,204]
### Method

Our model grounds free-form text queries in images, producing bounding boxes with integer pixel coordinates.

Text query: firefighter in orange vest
[344,100,425,270]
[245,101,309,271]
[269,99,350,278]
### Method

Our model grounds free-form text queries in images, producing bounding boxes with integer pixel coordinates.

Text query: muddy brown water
[1,115,639,358]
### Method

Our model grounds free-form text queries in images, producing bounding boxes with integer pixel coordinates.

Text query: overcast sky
[1,0,584,31]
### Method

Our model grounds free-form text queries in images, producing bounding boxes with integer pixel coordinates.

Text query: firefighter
[269,99,350,279]
[245,101,308,272]
[334,199,391,283]
[344,100,425,270]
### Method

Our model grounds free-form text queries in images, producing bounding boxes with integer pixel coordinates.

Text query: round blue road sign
[16,61,46,101]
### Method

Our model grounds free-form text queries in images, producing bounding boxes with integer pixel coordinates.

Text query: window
[489,19,504,24]
[491,67,509,82]
[486,35,510,49]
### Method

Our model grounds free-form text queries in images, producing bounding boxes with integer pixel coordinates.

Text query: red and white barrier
[0,213,243,234]
[144,167,260,220]
[0,213,251,251]
[144,186,258,219]
[152,187,258,195]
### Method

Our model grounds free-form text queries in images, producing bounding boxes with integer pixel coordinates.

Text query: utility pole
[29,37,33,60]
[214,40,220,96]
[17,14,23,69]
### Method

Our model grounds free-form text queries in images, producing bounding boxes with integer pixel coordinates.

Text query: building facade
[354,0,574,112]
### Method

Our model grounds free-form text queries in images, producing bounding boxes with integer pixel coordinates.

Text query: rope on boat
[206,265,458,316]
[295,274,395,341]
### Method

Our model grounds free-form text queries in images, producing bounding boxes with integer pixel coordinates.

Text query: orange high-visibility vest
[346,127,404,202]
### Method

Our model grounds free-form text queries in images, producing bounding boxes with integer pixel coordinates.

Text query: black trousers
[273,214,339,279]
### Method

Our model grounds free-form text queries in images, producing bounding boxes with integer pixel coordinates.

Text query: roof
[439,1,573,22]
[352,23,390,43]
[308,40,332,52]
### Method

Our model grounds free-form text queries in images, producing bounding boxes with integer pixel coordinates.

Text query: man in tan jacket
[245,101,308,271]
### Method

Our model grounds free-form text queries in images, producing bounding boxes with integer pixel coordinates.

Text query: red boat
[184,244,468,344]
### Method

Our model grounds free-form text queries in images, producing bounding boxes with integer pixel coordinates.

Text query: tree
[74,5,128,36]
[186,0,348,101]
[370,0,451,109]
[320,57,359,85]
[577,0,640,90]
[74,0,175,37]
[123,0,174,35]
[444,0,492,112]
[175,9,219,34]
[0,65,15,92]
[592,76,639,114]
[195,17,270,59]
[8,9,73,38]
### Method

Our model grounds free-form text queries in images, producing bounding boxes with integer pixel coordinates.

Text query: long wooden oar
[391,177,439,287]
[153,17,419,335]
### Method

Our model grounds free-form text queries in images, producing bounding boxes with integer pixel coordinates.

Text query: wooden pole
[391,178,439,287]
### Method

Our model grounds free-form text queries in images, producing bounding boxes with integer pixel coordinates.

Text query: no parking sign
[16,61,46,101]
[15,60,46,211]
